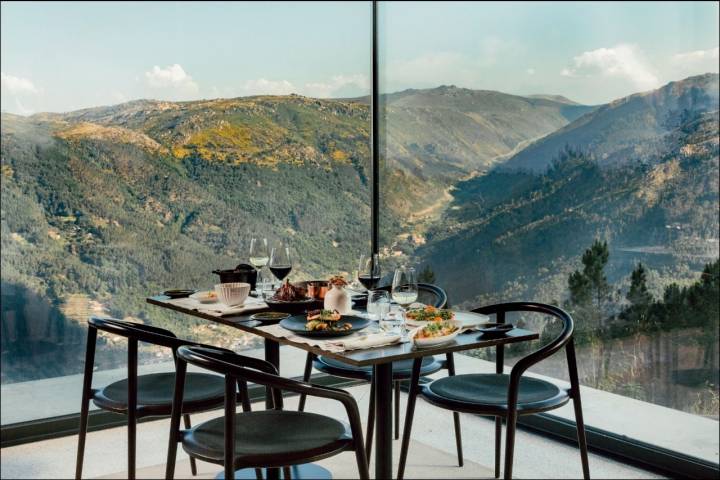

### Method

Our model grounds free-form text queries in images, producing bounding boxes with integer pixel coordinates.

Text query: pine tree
[418,265,436,284]
[627,263,653,307]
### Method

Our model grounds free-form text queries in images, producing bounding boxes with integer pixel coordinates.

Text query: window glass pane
[1,0,371,424]
[379,0,719,463]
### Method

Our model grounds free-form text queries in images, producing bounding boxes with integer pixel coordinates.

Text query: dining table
[146,294,539,479]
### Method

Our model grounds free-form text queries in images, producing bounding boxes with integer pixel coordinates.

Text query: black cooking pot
[212,263,257,289]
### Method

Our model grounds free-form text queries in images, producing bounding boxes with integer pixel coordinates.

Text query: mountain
[419,108,719,305]
[379,85,594,180]
[503,74,720,172]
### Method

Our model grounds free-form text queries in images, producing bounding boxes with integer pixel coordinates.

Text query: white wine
[249,256,269,268]
[392,291,418,306]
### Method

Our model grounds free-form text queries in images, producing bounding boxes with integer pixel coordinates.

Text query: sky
[1,1,718,115]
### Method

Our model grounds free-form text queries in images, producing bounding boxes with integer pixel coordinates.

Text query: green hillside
[421,109,719,306]
[504,74,719,172]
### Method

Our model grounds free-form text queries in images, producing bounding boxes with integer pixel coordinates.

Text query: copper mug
[307,280,329,300]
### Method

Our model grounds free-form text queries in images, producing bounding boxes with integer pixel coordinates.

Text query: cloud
[1,72,40,94]
[144,64,198,92]
[389,52,476,89]
[526,68,536,75]
[671,46,719,74]
[561,44,660,90]
[303,74,369,98]
[240,78,296,96]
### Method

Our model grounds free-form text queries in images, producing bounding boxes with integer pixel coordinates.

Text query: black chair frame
[76,317,239,480]
[296,283,463,464]
[166,345,370,480]
[397,302,590,480]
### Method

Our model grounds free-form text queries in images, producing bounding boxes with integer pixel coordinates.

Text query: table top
[147,295,539,367]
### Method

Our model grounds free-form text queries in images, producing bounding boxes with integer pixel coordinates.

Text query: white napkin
[257,324,401,353]
[327,332,401,351]
[167,296,267,317]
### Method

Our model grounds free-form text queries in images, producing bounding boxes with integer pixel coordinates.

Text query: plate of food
[189,290,219,304]
[249,311,291,324]
[279,309,370,338]
[264,280,319,314]
[405,306,490,330]
[410,319,462,348]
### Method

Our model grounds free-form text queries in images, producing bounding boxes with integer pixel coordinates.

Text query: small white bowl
[190,290,219,304]
[411,320,463,348]
[214,282,250,306]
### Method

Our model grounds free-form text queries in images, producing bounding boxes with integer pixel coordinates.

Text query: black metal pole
[371,0,380,256]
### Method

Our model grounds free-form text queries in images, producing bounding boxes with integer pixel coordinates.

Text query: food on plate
[305,309,352,332]
[272,280,309,302]
[328,275,348,287]
[406,305,454,323]
[414,320,459,339]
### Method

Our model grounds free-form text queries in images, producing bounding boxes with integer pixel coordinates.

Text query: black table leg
[264,339,280,409]
[375,363,393,480]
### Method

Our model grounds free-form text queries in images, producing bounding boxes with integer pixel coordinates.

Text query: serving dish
[410,320,463,348]
[163,289,196,299]
[249,311,291,324]
[279,314,370,338]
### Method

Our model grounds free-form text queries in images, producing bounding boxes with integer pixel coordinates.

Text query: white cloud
[526,68,536,75]
[303,74,369,98]
[671,46,719,74]
[389,52,476,89]
[1,72,40,94]
[144,64,198,92]
[561,44,660,90]
[240,78,296,96]
[673,46,719,63]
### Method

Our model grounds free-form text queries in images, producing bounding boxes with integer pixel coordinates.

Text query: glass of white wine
[391,266,418,339]
[249,237,269,269]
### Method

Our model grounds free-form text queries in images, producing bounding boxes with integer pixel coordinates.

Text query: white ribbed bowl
[214,282,250,306]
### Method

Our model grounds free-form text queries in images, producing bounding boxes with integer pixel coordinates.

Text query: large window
[1,0,371,423]
[378,0,718,464]
[1,1,719,471]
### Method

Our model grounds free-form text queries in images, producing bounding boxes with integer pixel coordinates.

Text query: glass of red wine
[269,241,292,282]
[358,253,381,290]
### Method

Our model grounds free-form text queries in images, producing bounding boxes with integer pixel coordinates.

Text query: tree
[418,264,436,284]
[568,239,611,309]
[627,263,653,307]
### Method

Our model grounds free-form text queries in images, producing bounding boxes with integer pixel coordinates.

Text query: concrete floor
[0,383,664,480]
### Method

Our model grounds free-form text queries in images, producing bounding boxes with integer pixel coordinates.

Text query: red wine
[358,275,380,290]
[269,265,292,281]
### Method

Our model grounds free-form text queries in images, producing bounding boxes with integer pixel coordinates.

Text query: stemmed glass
[358,253,381,291]
[249,237,270,293]
[269,241,292,282]
[392,266,418,338]
[248,237,269,269]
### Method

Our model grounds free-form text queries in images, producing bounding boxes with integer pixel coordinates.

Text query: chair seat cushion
[93,372,225,414]
[315,355,442,380]
[424,373,569,413]
[182,410,352,466]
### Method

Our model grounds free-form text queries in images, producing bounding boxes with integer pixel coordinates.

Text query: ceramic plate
[279,314,370,338]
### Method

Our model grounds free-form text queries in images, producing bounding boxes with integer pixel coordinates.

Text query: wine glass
[248,237,269,269]
[358,253,381,291]
[269,241,292,282]
[367,290,390,321]
[392,266,418,338]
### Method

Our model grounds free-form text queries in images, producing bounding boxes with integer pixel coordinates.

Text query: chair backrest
[471,302,574,380]
[377,283,448,308]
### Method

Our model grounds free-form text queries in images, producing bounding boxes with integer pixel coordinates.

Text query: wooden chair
[297,283,464,464]
[75,317,239,480]
[166,344,370,479]
[397,302,590,480]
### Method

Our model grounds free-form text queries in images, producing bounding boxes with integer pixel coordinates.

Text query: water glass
[367,290,390,321]
[380,308,403,336]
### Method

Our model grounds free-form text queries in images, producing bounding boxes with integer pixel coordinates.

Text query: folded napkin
[257,324,401,353]
[167,296,267,317]
[326,332,402,351]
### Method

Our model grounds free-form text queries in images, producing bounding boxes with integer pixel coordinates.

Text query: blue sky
[1,1,718,114]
